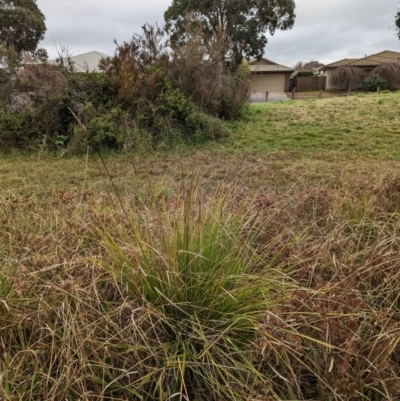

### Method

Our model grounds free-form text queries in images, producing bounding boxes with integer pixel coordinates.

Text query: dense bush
[0,23,248,152]
[0,110,41,150]
[362,74,388,91]
[66,68,228,152]
[0,64,118,151]
[70,105,138,151]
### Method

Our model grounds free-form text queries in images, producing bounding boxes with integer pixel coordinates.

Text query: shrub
[0,110,41,150]
[362,74,388,92]
[99,23,169,105]
[70,105,132,150]
[292,70,314,79]
[133,67,230,143]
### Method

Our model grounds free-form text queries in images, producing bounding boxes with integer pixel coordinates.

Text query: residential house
[321,50,400,90]
[249,58,294,93]
[50,51,108,73]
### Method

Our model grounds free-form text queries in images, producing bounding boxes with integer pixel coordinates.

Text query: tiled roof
[324,58,359,68]
[372,50,400,59]
[249,58,294,73]
[249,58,279,66]
[323,50,400,70]
[346,58,381,67]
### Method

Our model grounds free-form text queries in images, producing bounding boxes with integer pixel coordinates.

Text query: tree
[329,66,366,92]
[396,11,400,39]
[293,60,324,74]
[170,15,250,118]
[0,0,46,53]
[164,0,296,64]
[99,24,169,103]
[371,63,400,90]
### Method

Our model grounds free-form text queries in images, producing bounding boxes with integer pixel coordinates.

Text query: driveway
[249,92,290,103]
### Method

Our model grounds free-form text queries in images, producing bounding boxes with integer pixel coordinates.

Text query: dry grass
[1,93,400,400]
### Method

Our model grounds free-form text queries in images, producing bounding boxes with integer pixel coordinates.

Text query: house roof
[323,58,360,68]
[249,58,294,73]
[50,51,108,72]
[373,50,400,59]
[323,50,400,70]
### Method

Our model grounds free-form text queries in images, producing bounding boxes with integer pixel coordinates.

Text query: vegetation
[395,9,400,39]
[0,24,249,152]
[233,92,400,157]
[329,66,366,91]
[362,73,388,91]
[371,62,400,90]
[2,3,400,398]
[0,0,47,93]
[0,0,46,53]
[2,93,400,400]
[291,70,314,79]
[293,59,324,73]
[164,0,296,63]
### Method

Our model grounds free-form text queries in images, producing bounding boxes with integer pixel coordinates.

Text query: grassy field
[1,93,400,400]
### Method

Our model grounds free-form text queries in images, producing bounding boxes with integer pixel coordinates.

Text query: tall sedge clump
[98,185,293,400]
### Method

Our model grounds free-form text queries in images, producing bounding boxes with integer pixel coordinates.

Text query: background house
[322,50,400,90]
[249,58,294,93]
[50,51,108,73]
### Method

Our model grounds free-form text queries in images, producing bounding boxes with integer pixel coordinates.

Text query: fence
[249,87,385,103]
[291,86,385,100]
[296,76,326,92]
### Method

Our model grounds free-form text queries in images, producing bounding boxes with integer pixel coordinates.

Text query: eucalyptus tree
[164,0,296,64]
[0,0,46,53]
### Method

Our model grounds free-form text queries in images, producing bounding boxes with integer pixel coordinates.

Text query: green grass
[228,93,400,158]
[1,93,400,400]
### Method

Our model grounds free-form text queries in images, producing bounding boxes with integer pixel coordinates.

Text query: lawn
[1,93,400,400]
[230,92,400,157]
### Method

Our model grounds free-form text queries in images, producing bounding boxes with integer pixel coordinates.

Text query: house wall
[250,73,286,92]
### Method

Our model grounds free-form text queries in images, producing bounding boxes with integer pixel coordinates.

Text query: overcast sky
[37,0,400,67]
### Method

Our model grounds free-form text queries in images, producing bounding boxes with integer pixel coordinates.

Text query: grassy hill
[1,93,400,400]
[231,93,400,158]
